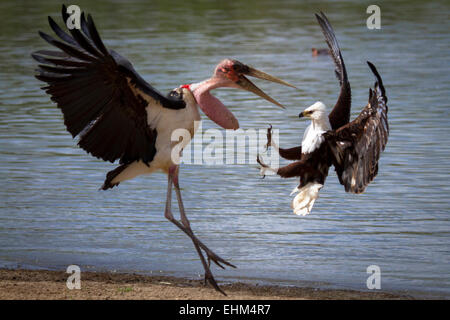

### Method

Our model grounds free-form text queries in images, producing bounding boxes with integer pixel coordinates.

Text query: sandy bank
[0,268,411,300]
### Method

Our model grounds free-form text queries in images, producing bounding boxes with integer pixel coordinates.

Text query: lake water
[0,0,449,298]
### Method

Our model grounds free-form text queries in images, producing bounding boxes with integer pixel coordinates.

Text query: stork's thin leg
[164,166,233,295]
[164,169,235,269]
[172,170,235,269]
[164,173,217,292]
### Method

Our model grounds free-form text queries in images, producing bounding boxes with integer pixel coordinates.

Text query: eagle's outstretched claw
[257,154,266,178]
[265,124,273,151]
[257,154,267,167]
[257,154,275,177]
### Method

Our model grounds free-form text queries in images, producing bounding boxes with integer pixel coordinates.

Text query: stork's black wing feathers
[315,12,351,130]
[84,13,109,56]
[33,5,185,165]
[325,62,388,194]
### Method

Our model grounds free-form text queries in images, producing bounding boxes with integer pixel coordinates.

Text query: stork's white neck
[301,115,331,154]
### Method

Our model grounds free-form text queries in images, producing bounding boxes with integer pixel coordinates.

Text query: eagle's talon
[256,154,268,167]
[265,124,273,151]
[257,154,274,177]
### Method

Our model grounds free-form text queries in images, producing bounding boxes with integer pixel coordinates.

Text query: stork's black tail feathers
[101,164,129,190]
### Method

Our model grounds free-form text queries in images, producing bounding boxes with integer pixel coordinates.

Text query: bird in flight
[258,12,389,216]
[32,5,295,295]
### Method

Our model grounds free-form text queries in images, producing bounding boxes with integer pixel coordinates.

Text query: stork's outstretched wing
[325,62,388,194]
[315,12,351,130]
[32,5,185,165]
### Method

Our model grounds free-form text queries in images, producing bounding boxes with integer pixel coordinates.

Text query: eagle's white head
[299,101,328,121]
[299,101,332,134]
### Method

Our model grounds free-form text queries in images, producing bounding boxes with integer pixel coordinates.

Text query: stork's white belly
[110,100,200,185]
[147,100,201,173]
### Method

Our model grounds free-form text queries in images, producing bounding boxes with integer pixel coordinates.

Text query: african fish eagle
[257,12,389,216]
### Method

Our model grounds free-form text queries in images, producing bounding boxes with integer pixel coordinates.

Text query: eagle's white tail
[290,183,323,216]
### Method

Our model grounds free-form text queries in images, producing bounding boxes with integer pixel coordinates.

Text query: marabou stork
[32,5,295,295]
[258,12,389,216]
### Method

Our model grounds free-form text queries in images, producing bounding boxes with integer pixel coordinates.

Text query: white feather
[291,182,323,216]
[301,101,332,154]
[112,88,200,185]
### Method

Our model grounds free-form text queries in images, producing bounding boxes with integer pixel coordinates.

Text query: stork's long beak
[233,62,297,109]
[245,67,297,89]
[235,76,286,109]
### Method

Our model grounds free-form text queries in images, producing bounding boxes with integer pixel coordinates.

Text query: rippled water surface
[0,0,449,298]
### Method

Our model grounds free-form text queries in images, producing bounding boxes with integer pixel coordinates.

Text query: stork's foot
[204,247,236,269]
[189,234,234,295]
[191,236,228,296]
[204,269,227,296]
[189,234,236,269]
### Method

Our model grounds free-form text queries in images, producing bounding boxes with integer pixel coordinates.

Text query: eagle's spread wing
[315,12,351,130]
[32,5,185,165]
[325,62,388,194]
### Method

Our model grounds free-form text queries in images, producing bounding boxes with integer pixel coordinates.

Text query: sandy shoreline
[0,268,412,300]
